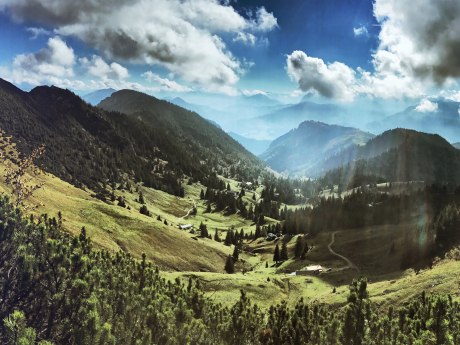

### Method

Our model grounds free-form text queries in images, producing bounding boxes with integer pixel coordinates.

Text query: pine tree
[214,229,221,242]
[273,244,280,264]
[138,191,145,204]
[224,255,235,274]
[232,245,239,262]
[200,189,205,200]
[199,222,208,238]
[139,205,150,216]
[280,242,288,261]
[294,236,305,259]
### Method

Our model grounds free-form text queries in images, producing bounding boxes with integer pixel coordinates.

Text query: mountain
[228,132,271,155]
[239,101,350,139]
[321,128,460,187]
[369,100,460,143]
[260,121,374,176]
[453,142,460,149]
[82,88,116,105]
[0,79,260,195]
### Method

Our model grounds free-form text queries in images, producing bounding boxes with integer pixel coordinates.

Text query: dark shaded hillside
[99,90,261,172]
[321,128,460,187]
[260,121,373,176]
[0,79,261,195]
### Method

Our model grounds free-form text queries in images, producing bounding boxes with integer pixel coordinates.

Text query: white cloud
[0,0,277,93]
[142,71,192,92]
[233,32,257,46]
[415,99,438,113]
[241,89,267,96]
[26,27,52,39]
[80,55,129,80]
[6,36,77,87]
[286,51,357,102]
[353,25,368,37]
[250,7,278,32]
[374,0,460,84]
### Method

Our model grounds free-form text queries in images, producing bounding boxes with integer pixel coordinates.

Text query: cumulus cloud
[287,0,460,101]
[353,25,368,37]
[374,0,460,84]
[80,55,129,81]
[286,51,357,102]
[250,7,278,32]
[6,36,78,87]
[415,99,438,112]
[142,71,192,93]
[0,0,277,93]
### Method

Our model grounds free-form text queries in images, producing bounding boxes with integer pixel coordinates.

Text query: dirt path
[328,231,360,273]
[180,199,197,220]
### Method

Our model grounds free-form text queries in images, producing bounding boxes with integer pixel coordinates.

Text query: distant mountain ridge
[260,121,374,176]
[368,100,460,143]
[82,88,116,105]
[228,132,271,155]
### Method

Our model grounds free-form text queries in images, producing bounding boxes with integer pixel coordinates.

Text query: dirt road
[328,231,360,273]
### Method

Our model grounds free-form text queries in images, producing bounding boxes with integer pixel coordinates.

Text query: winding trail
[180,199,197,220]
[328,231,360,274]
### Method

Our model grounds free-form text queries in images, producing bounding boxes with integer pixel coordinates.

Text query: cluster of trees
[0,197,460,345]
[1,197,460,344]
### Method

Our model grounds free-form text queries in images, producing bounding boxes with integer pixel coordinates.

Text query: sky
[1,0,460,111]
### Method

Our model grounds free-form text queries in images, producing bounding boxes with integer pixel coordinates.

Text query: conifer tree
[224,255,235,274]
[273,244,280,264]
[280,242,288,261]
[232,245,239,262]
[138,191,145,204]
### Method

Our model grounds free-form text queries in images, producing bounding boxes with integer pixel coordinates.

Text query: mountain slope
[82,88,116,105]
[452,142,460,149]
[321,128,460,186]
[228,131,271,155]
[260,121,374,176]
[0,79,261,195]
[369,100,460,143]
[98,89,261,171]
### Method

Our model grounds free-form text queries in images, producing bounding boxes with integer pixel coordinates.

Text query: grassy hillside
[0,135,263,273]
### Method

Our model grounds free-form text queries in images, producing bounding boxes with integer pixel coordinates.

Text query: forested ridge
[0,79,262,196]
[1,196,459,345]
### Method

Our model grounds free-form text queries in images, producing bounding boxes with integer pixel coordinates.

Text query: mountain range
[228,132,271,155]
[260,121,374,176]
[0,79,260,195]
[82,88,116,105]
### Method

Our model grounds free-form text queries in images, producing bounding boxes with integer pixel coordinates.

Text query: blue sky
[0,0,460,111]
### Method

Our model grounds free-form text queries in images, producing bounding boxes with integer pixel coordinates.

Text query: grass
[1,136,458,311]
